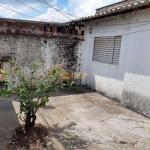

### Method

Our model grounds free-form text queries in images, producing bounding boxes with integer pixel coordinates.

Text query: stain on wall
[122,90,150,117]
[0,35,82,85]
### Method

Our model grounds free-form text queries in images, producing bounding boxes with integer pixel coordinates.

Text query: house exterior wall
[0,35,82,85]
[122,9,150,117]
[82,8,150,117]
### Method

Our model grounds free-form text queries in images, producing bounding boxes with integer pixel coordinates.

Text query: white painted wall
[82,8,150,116]
[82,13,132,101]
[122,9,150,117]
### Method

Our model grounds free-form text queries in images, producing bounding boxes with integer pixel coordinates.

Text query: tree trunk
[25,113,36,132]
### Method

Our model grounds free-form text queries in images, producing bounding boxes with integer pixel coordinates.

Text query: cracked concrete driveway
[1,87,150,150]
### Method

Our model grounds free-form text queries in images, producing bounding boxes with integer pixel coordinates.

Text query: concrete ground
[1,87,150,150]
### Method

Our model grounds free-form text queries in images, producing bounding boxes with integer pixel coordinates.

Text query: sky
[0,0,122,22]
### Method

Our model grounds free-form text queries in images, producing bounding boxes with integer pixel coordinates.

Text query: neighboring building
[72,0,150,117]
[0,18,84,85]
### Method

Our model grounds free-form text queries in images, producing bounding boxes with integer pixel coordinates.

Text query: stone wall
[0,34,82,85]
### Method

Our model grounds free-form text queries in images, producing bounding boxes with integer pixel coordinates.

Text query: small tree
[0,60,68,131]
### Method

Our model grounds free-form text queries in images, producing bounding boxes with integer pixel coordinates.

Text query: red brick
[72,30,76,35]
[0,21,4,26]
[46,26,51,32]
[52,27,57,33]
[34,24,40,30]
[17,22,25,29]
[39,25,44,31]
[44,32,50,37]
[24,23,31,29]
[8,21,17,26]
[21,29,28,35]
[15,29,20,35]
[64,28,69,34]
[7,29,12,34]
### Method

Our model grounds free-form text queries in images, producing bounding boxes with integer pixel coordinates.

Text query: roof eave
[71,0,150,23]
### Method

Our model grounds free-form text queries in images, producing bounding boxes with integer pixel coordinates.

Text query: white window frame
[92,36,122,65]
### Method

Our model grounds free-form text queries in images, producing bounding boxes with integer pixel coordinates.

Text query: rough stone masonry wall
[0,34,82,84]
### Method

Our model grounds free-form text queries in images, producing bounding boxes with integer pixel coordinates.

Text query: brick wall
[0,18,84,39]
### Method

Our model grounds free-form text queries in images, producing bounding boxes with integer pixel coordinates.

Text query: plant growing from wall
[0,60,69,132]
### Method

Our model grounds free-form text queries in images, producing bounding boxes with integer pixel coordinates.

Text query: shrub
[0,60,72,131]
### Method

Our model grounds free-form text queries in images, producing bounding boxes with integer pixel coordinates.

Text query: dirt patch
[6,122,88,150]
[7,124,49,149]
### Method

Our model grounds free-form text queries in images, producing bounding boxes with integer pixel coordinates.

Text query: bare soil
[6,122,88,150]
[7,124,49,149]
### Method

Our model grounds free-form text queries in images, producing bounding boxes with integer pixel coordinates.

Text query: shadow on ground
[0,97,20,149]
[6,122,89,150]
[0,87,92,150]
[46,122,88,150]
[49,86,94,97]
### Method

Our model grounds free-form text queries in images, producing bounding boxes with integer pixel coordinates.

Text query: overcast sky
[0,0,121,22]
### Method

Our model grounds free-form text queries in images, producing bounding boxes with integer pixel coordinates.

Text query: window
[92,36,122,65]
